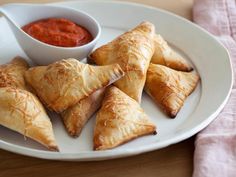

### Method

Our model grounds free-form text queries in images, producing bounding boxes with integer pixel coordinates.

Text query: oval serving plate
[0,1,233,161]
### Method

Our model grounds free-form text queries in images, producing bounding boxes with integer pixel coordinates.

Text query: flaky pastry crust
[0,57,58,150]
[61,88,106,137]
[145,64,199,118]
[90,22,155,102]
[151,34,193,72]
[25,58,124,112]
[94,86,156,150]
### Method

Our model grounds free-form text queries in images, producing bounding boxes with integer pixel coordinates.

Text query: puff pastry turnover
[90,22,155,103]
[94,86,156,150]
[0,56,28,89]
[145,64,199,118]
[151,34,193,72]
[61,88,106,137]
[0,87,58,150]
[25,58,124,113]
[0,57,58,150]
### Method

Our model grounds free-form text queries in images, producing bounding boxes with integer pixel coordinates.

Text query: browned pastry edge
[94,129,157,151]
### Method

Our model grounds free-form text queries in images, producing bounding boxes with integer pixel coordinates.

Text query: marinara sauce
[22,18,93,47]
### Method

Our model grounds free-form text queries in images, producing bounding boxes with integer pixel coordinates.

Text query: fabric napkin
[193,0,236,176]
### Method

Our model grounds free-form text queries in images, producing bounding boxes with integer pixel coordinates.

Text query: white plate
[0,1,233,161]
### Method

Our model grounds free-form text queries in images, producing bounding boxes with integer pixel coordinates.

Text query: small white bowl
[0,4,101,65]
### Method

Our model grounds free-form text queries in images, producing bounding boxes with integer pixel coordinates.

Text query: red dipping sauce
[22,18,93,47]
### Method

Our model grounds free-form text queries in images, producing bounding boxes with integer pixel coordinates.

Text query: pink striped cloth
[193,0,236,177]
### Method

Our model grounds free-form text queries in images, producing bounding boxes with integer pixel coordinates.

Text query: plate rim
[0,0,233,160]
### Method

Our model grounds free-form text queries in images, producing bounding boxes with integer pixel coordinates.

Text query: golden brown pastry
[90,22,155,103]
[145,64,199,118]
[25,58,124,113]
[61,88,106,137]
[151,34,193,72]
[0,57,58,151]
[0,56,29,89]
[0,87,58,151]
[94,86,156,150]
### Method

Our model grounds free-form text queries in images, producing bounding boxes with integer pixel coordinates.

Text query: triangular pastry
[151,34,193,72]
[25,58,124,113]
[61,88,106,137]
[0,87,58,151]
[145,64,199,118]
[0,56,28,89]
[0,57,58,151]
[90,22,155,103]
[94,86,156,150]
